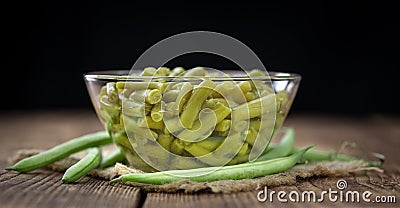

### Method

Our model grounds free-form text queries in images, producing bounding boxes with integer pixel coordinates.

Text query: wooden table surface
[0,110,399,207]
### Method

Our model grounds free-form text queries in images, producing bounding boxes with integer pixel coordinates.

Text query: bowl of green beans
[84,67,301,172]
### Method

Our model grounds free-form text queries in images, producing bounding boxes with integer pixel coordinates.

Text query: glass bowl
[84,68,301,172]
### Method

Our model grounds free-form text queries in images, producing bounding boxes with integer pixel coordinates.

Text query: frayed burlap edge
[9,149,382,193]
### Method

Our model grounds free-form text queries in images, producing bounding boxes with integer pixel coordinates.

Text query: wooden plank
[143,192,266,208]
[0,170,143,208]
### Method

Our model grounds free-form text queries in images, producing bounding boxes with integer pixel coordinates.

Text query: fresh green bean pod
[110,146,313,185]
[100,148,126,169]
[302,149,382,167]
[255,128,295,162]
[62,147,102,183]
[6,131,111,173]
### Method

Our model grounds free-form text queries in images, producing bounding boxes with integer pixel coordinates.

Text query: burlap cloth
[9,149,382,193]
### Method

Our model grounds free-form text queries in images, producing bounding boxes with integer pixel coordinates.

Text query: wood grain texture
[0,171,143,208]
[144,172,399,208]
[0,111,399,207]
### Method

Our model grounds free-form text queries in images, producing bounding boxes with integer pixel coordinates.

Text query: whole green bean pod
[301,149,382,167]
[100,148,126,169]
[255,128,295,162]
[62,147,102,183]
[110,146,313,185]
[6,131,111,172]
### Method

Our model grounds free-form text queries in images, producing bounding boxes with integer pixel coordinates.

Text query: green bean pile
[98,67,290,172]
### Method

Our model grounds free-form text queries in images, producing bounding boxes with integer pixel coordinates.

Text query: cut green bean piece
[106,82,119,104]
[196,132,244,165]
[169,67,185,76]
[184,143,212,157]
[110,146,313,185]
[137,116,165,130]
[245,127,258,146]
[170,139,185,155]
[117,82,166,92]
[177,103,230,142]
[6,132,111,173]
[150,102,163,122]
[195,137,224,151]
[249,119,261,131]
[183,67,207,76]
[163,90,180,102]
[232,94,275,121]
[248,69,264,77]
[245,91,258,101]
[176,83,193,113]
[158,134,174,151]
[215,119,231,132]
[238,81,252,93]
[129,89,162,104]
[180,80,217,128]
[122,100,152,117]
[237,143,249,156]
[123,115,158,140]
[232,120,248,132]
[141,67,157,76]
[155,67,170,76]
[62,147,102,183]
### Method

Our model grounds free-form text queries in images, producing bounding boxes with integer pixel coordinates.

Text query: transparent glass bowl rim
[84,70,301,82]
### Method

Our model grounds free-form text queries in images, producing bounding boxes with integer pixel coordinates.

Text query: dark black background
[4,1,399,115]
